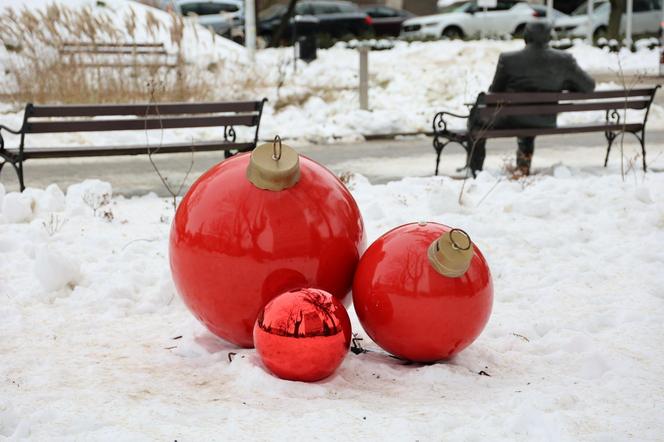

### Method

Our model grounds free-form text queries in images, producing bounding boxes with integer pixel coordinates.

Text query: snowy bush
[66,180,113,215]
[34,244,80,292]
[35,184,66,214]
[2,192,33,223]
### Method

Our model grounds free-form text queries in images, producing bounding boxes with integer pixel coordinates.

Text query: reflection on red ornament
[254,288,352,382]
[352,222,493,362]
[170,142,364,348]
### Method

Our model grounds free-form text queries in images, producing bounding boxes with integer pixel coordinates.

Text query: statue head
[524,22,552,47]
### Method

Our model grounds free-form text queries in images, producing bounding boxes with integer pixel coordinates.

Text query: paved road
[3,130,663,196]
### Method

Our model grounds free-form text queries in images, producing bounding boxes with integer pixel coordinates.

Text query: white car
[401,0,546,40]
[554,0,662,39]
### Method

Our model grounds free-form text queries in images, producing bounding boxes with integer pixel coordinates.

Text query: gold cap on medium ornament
[427,228,474,278]
[247,136,301,191]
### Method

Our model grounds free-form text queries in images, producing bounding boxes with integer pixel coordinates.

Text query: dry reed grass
[0,3,239,105]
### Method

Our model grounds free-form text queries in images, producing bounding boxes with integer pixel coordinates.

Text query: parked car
[554,0,661,39]
[165,0,245,40]
[400,0,546,40]
[258,1,372,43]
[360,5,414,37]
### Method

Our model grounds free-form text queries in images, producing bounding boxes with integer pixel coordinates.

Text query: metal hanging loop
[272,135,282,161]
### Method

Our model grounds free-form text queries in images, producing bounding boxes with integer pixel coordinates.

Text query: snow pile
[259,39,662,141]
[2,192,32,224]
[34,244,81,292]
[1,168,663,439]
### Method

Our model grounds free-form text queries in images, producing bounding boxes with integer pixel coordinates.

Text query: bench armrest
[433,111,469,134]
[0,124,22,151]
[0,124,22,134]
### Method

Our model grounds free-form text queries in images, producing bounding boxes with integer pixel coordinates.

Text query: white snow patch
[1,169,663,439]
[2,192,33,223]
[34,244,81,293]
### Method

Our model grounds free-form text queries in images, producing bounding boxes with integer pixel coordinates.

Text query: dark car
[259,0,372,44]
[361,5,414,37]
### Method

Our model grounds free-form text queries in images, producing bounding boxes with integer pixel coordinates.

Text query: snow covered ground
[1,163,663,440]
[1,2,663,439]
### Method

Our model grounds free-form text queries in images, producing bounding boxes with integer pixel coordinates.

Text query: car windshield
[438,1,470,13]
[259,4,286,20]
[180,2,239,15]
[337,3,360,12]
[571,0,608,15]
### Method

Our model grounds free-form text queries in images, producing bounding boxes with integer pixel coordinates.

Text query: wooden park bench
[59,41,177,69]
[0,99,267,191]
[432,87,660,176]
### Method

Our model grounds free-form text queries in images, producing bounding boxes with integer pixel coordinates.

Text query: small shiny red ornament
[352,222,493,362]
[253,288,352,382]
[170,141,364,348]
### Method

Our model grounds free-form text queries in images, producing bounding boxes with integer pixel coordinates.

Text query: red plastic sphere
[352,222,493,362]
[170,153,364,348]
[254,288,352,382]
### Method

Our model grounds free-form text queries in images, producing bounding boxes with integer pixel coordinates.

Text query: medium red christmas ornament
[170,138,364,348]
[352,222,493,363]
[253,288,352,382]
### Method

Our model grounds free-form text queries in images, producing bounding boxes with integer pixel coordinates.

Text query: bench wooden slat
[62,42,165,48]
[61,49,170,56]
[468,123,644,139]
[484,88,657,104]
[10,141,255,159]
[30,101,263,118]
[26,115,257,133]
[63,63,178,69]
[478,100,650,118]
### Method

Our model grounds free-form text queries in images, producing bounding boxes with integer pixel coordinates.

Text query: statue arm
[564,55,596,93]
[489,54,508,93]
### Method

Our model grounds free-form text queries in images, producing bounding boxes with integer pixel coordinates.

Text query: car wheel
[593,26,607,40]
[512,23,526,38]
[442,26,463,40]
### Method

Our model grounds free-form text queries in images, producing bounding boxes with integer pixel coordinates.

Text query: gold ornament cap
[427,228,474,278]
[247,136,301,191]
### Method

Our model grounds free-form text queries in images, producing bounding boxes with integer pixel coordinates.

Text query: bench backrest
[477,87,659,120]
[59,41,175,68]
[20,100,267,134]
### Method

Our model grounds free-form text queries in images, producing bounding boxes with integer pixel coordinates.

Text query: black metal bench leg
[639,129,647,172]
[0,154,25,191]
[433,137,448,176]
[604,131,616,167]
[17,160,25,191]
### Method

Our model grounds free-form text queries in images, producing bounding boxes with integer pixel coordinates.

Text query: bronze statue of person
[468,22,596,176]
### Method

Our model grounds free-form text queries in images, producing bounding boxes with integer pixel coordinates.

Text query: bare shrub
[144,80,195,211]
[42,212,67,236]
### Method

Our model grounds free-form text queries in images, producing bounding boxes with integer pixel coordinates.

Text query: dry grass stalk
[144,80,195,211]
[614,56,647,183]
[0,4,238,104]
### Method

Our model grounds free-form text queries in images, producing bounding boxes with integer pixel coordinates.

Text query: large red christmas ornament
[170,139,364,348]
[352,222,493,362]
[254,288,352,382]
